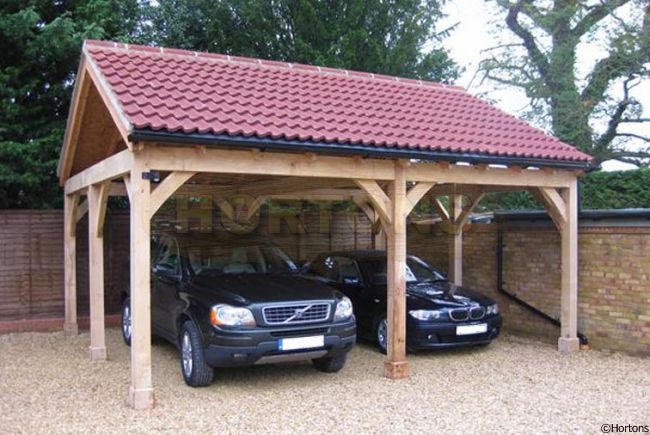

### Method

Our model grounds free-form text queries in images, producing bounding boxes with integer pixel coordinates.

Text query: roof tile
[84,40,592,163]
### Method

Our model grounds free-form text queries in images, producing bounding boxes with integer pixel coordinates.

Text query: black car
[303,250,502,352]
[121,233,356,387]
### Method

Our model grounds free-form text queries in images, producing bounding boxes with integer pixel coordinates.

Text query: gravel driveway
[1,328,648,434]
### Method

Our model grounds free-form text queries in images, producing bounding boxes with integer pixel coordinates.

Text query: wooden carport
[58,40,592,409]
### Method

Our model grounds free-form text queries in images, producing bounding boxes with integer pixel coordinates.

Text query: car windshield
[186,243,298,276]
[361,257,446,285]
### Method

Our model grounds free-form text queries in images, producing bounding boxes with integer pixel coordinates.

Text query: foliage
[0,0,144,208]
[145,0,459,82]
[478,168,650,211]
[480,0,650,166]
[1,0,458,209]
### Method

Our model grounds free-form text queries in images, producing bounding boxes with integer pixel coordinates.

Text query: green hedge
[478,168,650,211]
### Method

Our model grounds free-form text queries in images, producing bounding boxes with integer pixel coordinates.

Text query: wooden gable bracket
[529,187,567,230]
[353,179,392,228]
[76,199,89,224]
[149,171,197,218]
[452,193,486,235]
[122,174,133,203]
[65,193,81,237]
[430,191,485,234]
[353,197,382,234]
[431,196,450,222]
[89,181,110,238]
[405,182,436,215]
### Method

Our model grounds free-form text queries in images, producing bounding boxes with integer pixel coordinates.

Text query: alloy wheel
[377,318,388,352]
[122,305,132,341]
[181,331,193,378]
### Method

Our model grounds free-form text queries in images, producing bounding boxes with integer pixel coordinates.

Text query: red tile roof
[84,40,592,165]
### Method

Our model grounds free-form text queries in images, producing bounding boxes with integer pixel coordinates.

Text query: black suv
[121,233,356,387]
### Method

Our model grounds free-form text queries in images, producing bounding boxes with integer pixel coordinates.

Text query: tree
[146,0,459,82]
[0,0,144,208]
[479,0,650,166]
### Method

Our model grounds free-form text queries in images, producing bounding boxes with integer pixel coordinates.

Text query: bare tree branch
[595,77,635,150]
[572,0,632,37]
[621,118,650,123]
[617,133,650,142]
[503,0,549,79]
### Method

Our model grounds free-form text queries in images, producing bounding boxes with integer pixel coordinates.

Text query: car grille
[449,306,486,322]
[263,303,331,325]
[449,308,469,321]
[470,306,485,320]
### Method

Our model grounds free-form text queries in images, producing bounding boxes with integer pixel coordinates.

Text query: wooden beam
[532,187,567,231]
[448,194,463,285]
[92,181,110,238]
[431,184,524,196]
[123,174,133,202]
[405,182,435,215]
[87,183,107,361]
[353,198,378,225]
[559,180,580,353]
[354,179,392,227]
[64,149,132,194]
[431,196,450,221]
[453,193,485,235]
[407,162,574,188]
[128,156,155,410]
[144,144,396,181]
[75,199,88,223]
[384,161,408,379]
[149,171,196,217]
[63,193,79,336]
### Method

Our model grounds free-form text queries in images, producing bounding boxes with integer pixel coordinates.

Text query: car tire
[374,314,388,355]
[121,297,132,347]
[179,320,214,387]
[312,353,347,373]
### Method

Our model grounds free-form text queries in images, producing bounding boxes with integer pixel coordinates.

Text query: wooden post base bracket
[384,360,409,379]
[128,386,155,410]
[558,337,580,353]
[88,346,107,361]
[63,322,79,337]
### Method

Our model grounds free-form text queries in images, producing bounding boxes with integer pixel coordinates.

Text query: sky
[441,0,649,171]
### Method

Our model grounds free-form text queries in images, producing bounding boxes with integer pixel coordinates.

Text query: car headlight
[334,296,354,321]
[210,304,256,328]
[486,304,499,315]
[409,309,442,321]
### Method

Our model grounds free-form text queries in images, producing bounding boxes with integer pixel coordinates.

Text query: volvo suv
[121,233,356,387]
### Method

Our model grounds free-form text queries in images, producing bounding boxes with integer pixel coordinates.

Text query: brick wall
[1,209,648,355]
[409,222,650,356]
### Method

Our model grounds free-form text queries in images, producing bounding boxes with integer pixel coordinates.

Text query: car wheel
[121,297,132,346]
[179,320,214,387]
[312,353,347,373]
[375,314,388,354]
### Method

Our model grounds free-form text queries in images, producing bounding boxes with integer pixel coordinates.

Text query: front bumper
[408,315,502,349]
[203,319,357,368]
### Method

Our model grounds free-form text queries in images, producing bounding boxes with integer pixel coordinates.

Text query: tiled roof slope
[84,40,592,164]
